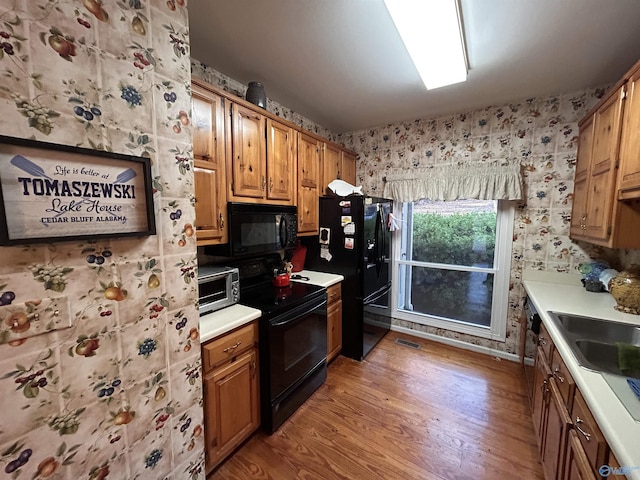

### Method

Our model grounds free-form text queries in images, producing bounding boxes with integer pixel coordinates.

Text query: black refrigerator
[305,195,393,360]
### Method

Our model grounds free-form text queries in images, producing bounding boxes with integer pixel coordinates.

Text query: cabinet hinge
[229,104,233,116]
[622,90,627,100]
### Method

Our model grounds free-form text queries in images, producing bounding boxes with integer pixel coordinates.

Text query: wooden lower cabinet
[542,378,572,480]
[529,320,615,480]
[326,283,342,363]
[564,430,597,480]
[532,347,551,449]
[202,322,260,473]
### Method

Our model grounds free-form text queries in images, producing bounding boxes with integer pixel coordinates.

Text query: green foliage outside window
[408,211,497,324]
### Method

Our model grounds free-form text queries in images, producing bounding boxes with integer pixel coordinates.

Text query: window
[393,199,514,340]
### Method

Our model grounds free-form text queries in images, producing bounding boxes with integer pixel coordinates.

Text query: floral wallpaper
[339,87,637,358]
[0,1,203,479]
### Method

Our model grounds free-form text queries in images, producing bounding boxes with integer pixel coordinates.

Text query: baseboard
[390,324,522,363]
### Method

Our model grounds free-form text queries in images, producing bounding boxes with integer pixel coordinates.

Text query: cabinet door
[204,349,259,473]
[618,66,640,196]
[266,119,295,203]
[570,116,593,238]
[541,378,572,480]
[191,83,227,245]
[572,389,608,474]
[327,298,342,363]
[231,103,266,199]
[298,132,320,188]
[322,142,341,195]
[564,430,596,480]
[584,87,625,242]
[194,167,225,243]
[341,151,357,186]
[192,84,225,169]
[533,346,551,453]
[298,185,319,234]
[551,348,576,414]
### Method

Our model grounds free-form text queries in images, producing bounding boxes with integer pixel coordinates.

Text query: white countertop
[294,270,344,288]
[523,270,640,478]
[199,304,261,343]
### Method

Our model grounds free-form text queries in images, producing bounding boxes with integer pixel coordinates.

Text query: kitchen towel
[628,378,640,401]
[617,342,640,378]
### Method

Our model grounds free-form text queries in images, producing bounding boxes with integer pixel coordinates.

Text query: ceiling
[189,0,640,134]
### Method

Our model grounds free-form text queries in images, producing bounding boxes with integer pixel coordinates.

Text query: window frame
[391,200,515,341]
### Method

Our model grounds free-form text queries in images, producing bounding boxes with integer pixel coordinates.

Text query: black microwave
[205,202,297,257]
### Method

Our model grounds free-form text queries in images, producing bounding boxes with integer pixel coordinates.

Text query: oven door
[264,295,328,402]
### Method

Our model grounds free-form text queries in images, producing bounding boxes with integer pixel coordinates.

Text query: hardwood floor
[212,331,544,479]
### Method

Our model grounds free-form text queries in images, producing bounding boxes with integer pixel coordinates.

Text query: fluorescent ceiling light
[384,0,468,90]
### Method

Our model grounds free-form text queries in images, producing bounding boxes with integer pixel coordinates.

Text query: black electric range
[230,254,328,433]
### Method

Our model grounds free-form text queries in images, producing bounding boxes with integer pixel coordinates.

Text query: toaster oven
[198,265,239,315]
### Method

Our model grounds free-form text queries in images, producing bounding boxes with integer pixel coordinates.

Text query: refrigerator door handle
[363,282,392,305]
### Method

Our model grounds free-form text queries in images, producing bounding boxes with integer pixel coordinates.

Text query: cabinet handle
[540,379,548,394]
[538,336,547,346]
[574,417,591,441]
[223,341,241,353]
[262,176,266,191]
[202,154,211,160]
[219,212,224,229]
[269,177,273,191]
[552,367,565,383]
[251,360,256,378]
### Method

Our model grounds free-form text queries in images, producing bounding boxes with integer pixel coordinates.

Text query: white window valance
[382,161,523,202]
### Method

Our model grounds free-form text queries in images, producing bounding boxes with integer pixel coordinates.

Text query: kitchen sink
[546,311,640,379]
[549,312,640,345]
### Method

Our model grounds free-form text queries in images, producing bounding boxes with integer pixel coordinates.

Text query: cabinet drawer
[327,283,341,304]
[538,323,554,364]
[551,348,576,414]
[572,389,608,474]
[202,322,257,372]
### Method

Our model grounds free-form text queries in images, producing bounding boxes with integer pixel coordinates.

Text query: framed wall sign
[0,135,156,245]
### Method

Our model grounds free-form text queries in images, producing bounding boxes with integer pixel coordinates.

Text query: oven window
[198,277,226,304]
[284,322,319,372]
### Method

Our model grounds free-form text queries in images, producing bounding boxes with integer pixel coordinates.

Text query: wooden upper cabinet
[341,151,357,186]
[321,142,341,195]
[191,82,227,245]
[192,83,225,169]
[569,116,593,238]
[298,132,320,189]
[297,132,321,235]
[585,87,624,241]
[570,82,640,249]
[618,64,640,198]
[266,119,296,203]
[230,103,266,199]
[194,167,224,243]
